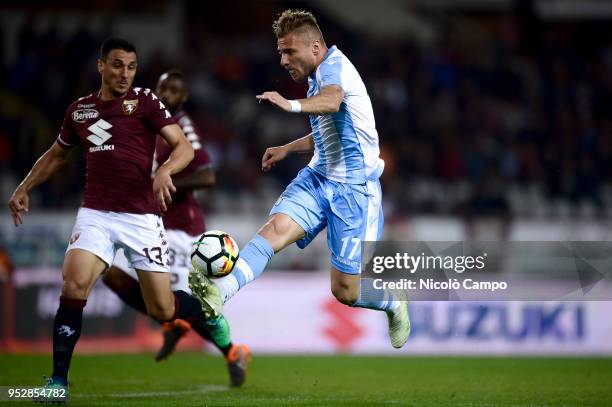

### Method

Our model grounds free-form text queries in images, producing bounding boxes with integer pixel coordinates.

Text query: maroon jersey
[155,110,212,236]
[57,88,175,214]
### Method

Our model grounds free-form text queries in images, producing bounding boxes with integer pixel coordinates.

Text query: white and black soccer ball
[191,230,239,278]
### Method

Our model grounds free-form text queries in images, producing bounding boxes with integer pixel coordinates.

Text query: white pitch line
[75,384,228,399]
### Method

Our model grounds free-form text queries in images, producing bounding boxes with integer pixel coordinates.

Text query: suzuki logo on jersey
[87,119,114,152]
[72,109,99,123]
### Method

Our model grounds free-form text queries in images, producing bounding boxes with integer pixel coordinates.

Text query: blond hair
[272,9,324,43]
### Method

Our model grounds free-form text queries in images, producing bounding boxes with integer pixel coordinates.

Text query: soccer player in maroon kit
[8,38,231,396]
[103,70,250,387]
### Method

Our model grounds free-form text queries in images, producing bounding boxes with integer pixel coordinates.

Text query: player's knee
[258,219,284,250]
[61,276,91,299]
[258,214,303,252]
[260,218,283,239]
[331,285,359,306]
[146,301,175,322]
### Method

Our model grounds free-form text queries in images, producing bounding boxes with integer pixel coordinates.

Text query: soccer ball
[191,230,239,278]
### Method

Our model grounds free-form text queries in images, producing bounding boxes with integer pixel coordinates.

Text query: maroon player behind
[103,70,250,387]
[8,38,232,397]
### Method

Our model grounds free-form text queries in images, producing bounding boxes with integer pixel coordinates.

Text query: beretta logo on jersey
[122,99,139,115]
[72,109,99,123]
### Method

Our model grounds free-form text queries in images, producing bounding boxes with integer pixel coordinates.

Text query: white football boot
[386,291,411,348]
[188,271,224,319]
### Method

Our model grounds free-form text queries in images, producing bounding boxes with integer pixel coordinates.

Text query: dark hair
[272,9,324,42]
[100,38,137,61]
[162,69,186,82]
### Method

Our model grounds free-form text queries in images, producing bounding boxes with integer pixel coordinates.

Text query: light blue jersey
[211,44,398,321]
[307,46,382,184]
[268,45,384,274]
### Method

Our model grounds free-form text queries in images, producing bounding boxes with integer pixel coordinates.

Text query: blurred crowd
[1,4,611,219]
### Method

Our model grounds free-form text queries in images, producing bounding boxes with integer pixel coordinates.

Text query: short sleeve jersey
[57,87,175,214]
[306,46,381,184]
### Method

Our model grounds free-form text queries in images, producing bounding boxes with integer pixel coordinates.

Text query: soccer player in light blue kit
[190,9,410,348]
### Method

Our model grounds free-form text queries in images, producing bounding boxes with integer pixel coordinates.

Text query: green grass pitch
[1,353,611,406]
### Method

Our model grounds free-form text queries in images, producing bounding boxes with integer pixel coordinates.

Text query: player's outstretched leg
[142,282,238,368]
[104,267,190,360]
[188,269,224,318]
[105,268,238,360]
[189,234,275,317]
[190,215,303,316]
[103,266,149,313]
[104,266,230,360]
[113,270,243,385]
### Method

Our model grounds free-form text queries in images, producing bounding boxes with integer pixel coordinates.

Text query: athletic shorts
[66,207,169,273]
[114,229,195,292]
[270,166,384,275]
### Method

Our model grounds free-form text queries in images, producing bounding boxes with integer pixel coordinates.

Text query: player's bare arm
[262,133,314,172]
[173,166,216,190]
[8,142,70,226]
[256,85,344,114]
[154,123,194,211]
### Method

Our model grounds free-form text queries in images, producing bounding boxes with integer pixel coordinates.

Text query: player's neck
[315,45,329,68]
[98,87,129,101]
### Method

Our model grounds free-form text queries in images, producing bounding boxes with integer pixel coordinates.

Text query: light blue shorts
[270,167,383,274]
